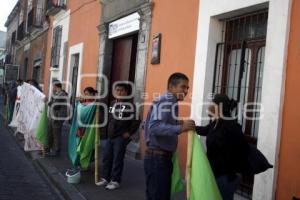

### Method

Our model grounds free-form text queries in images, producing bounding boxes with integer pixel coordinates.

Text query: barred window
[51,26,62,68]
[213,10,268,140]
[212,10,268,199]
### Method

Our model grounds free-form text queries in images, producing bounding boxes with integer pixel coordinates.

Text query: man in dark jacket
[46,80,68,157]
[96,83,140,190]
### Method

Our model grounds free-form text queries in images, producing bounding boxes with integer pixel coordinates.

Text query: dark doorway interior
[23,58,28,80]
[110,34,138,92]
[70,53,79,109]
[102,34,138,138]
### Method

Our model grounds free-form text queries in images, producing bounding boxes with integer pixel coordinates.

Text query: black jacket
[107,100,141,139]
[196,119,249,178]
[48,90,68,120]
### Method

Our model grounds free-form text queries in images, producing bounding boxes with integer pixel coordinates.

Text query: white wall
[66,43,84,97]
[48,10,70,96]
[191,0,292,199]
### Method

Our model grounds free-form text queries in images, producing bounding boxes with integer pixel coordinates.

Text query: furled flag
[188,133,222,200]
[68,101,96,168]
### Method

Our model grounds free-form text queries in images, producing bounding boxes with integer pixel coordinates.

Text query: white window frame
[191,0,292,199]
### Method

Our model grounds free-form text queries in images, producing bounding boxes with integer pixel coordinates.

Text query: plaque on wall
[151,33,161,65]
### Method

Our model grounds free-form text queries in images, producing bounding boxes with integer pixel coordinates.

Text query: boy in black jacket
[97,83,140,190]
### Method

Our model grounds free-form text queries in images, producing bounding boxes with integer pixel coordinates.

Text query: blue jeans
[216,174,241,200]
[144,154,173,200]
[102,136,130,183]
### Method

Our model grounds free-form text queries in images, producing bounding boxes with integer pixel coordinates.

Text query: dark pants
[47,119,64,152]
[102,136,130,183]
[216,174,241,200]
[144,154,173,200]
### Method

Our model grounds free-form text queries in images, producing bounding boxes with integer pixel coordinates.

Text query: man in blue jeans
[96,83,140,190]
[144,73,195,200]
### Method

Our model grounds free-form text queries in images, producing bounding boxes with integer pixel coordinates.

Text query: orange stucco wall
[141,0,199,170]
[276,1,300,199]
[67,0,100,95]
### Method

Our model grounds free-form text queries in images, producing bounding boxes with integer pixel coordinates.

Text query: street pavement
[0,119,61,200]
[0,94,247,200]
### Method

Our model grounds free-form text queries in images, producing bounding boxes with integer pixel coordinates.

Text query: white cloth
[9,86,22,128]
[16,83,45,151]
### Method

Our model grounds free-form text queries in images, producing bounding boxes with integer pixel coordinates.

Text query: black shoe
[45,151,59,157]
[38,149,50,156]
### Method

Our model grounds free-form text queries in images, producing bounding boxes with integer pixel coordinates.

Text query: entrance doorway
[110,34,138,94]
[102,34,138,137]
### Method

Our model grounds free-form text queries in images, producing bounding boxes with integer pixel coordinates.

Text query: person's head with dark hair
[52,80,62,93]
[208,93,238,119]
[28,79,38,87]
[28,79,42,92]
[16,79,23,86]
[167,72,189,101]
[114,82,131,101]
[84,87,98,96]
[31,79,37,85]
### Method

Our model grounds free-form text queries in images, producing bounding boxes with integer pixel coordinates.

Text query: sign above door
[108,12,140,39]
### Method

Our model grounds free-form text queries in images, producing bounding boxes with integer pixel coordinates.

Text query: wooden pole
[94,105,100,184]
[186,131,194,199]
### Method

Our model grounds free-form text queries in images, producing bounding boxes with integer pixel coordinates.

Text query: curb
[1,112,86,200]
[35,158,87,200]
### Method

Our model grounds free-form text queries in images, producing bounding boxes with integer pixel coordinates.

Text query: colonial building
[191,0,299,199]
[0,31,6,85]
[43,0,69,96]
[43,0,100,105]
[96,0,300,199]
[5,0,49,89]
[4,0,299,199]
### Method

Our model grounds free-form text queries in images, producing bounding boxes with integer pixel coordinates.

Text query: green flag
[171,151,184,195]
[36,105,48,146]
[68,101,96,167]
[77,116,96,169]
[188,134,222,200]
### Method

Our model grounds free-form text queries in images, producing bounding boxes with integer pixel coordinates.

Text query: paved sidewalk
[35,124,185,200]
[0,95,185,200]
[0,95,247,200]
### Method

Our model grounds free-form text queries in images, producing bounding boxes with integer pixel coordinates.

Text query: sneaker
[105,181,120,190]
[95,178,108,186]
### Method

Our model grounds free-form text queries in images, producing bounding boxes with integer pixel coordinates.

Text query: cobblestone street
[0,119,61,200]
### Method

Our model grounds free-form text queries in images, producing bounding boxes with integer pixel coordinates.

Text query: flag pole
[186,130,194,199]
[94,104,100,184]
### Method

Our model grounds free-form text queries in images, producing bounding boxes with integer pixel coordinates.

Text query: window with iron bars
[51,25,62,68]
[27,0,45,31]
[212,9,268,198]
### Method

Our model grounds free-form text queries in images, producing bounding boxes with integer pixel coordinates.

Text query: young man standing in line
[144,72,195,200]
[97,83,140,190]
[46,80,68,157]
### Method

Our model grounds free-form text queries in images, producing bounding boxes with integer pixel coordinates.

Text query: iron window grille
[50,25,62,68]
[212,9,268,198]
